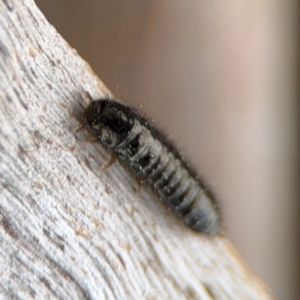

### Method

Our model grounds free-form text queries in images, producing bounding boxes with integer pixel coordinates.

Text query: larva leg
[102,153,117,170]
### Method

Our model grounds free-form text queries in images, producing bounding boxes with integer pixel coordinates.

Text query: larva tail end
[183,205,221,235]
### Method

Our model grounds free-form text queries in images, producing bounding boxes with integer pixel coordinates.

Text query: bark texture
[0,0,272,299]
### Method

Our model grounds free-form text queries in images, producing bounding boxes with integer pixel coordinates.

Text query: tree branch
[0,0,272,299]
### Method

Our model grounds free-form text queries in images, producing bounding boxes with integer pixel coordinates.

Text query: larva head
[84,99,134,149]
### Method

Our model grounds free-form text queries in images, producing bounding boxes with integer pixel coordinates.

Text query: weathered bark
[0,0,272,299]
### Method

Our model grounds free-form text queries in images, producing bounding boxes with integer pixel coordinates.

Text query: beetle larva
[84,99,221,235]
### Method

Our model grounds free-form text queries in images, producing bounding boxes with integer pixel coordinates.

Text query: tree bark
[0,0,272,299]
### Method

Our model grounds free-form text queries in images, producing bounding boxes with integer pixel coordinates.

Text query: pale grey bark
[0,0,272,299]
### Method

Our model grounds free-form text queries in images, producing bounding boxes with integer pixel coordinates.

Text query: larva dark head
[84,99,134,149]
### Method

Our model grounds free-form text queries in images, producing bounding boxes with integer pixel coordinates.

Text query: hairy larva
[84,99,221,235]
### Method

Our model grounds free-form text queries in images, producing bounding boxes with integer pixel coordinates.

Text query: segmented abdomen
[112,119,220,235]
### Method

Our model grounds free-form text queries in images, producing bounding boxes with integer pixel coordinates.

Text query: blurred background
[35,1,299,299]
